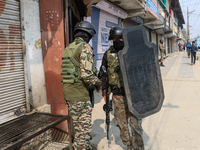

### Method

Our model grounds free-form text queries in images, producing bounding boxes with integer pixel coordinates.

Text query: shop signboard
[170,18,173,30]
[166,16,170,30]
[131,16,144,25]
[170,9,174,20]
[173,23,178,34]
[158,3,165,23]
[147,0,159,19]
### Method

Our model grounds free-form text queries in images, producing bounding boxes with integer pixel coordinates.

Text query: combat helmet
[109,27,124,40]
[74,21,96,37]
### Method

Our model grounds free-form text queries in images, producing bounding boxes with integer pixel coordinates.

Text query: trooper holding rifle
[99,27,144,150]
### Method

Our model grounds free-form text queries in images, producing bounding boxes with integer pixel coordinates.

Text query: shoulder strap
[66,41,86,68]
[107,50,118,67]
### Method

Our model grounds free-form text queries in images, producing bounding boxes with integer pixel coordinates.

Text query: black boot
[160,63,165,67]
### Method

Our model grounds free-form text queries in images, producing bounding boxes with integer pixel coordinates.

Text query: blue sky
[180,0,200,39]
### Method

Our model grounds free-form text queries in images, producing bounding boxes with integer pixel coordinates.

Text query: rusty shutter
[0,0,26,122]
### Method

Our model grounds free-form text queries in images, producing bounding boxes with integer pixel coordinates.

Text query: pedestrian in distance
[178,42,181,51]
[159,39,166,67]
[191,41,197,66]
[185,39,191,58]
[61,21,101,150]
[100,27,144,150]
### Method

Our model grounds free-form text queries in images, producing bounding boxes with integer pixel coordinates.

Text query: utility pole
[187,7,195,41]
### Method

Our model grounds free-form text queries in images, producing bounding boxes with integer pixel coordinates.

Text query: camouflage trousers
[160,52,164,64]
[67,101,92,150]
[113,95,144,150]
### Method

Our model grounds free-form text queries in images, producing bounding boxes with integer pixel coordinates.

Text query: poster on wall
[96,10,119,69]
[147,0,158,19]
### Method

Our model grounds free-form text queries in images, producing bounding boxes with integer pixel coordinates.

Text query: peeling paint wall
[21,0,47,108]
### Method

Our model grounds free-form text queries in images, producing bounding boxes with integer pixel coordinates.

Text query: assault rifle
[99,66,113,140]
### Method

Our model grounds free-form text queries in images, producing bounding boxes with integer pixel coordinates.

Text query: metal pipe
[64,0,69,47]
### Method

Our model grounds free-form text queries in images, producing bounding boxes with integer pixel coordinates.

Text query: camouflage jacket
[159,43,165,53]
[63,37,101,101]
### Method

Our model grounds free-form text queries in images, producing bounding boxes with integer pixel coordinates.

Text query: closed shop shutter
[0,0,26,123]
[151,32,156,45]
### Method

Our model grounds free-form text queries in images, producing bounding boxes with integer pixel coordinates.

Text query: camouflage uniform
[67,101,92,150]
[113,95,144,150]
[62,37,101,150]
[101,46,144,149]
[159,43,165,64]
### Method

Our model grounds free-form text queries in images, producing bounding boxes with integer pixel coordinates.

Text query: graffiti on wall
[34,39,42,50]
[0,2,21,72]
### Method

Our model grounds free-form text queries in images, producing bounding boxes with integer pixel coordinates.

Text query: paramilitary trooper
[61,21,101,150]
[159,39,166,67]
[100,27,144,150]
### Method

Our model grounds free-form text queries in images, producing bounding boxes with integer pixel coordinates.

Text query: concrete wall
[21,0,47,108]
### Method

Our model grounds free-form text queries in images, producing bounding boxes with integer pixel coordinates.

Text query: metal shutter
[0,0,26,122]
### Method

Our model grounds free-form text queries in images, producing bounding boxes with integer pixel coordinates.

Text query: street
[91,51,200,150]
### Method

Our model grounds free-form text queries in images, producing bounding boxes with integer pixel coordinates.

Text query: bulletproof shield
[118,26,164,119]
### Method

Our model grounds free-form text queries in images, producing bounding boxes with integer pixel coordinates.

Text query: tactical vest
[62,39,98,102]
[159,43,165,53]
[107,50,124,89]
[61,41,85,84]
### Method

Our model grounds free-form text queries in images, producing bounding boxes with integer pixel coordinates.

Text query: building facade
[0,0,185,128]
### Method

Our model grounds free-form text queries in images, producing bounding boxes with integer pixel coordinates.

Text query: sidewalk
[91,51,200,150]
[143,51,200,150]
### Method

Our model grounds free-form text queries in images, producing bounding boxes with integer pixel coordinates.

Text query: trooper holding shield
[100,27,144,150]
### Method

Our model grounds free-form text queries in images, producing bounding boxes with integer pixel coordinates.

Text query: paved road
[91,51,200,150]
